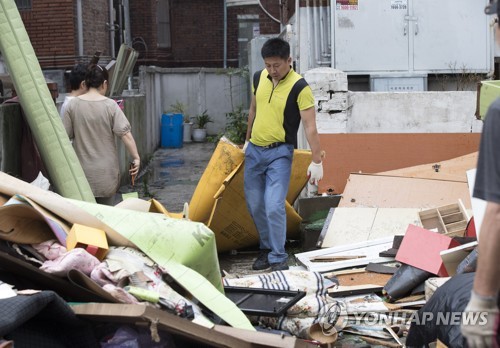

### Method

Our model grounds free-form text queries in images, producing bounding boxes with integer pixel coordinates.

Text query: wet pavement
[119,141,302,276]
[127,141,218,213]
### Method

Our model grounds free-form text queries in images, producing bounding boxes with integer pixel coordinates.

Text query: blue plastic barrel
[161,113,184,148]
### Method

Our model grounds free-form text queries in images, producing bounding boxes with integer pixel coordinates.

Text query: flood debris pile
[0,138,484,347]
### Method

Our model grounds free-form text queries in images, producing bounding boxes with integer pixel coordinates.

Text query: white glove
[242,140,249,153]
[307,161,323,185]
[461,290,498,348]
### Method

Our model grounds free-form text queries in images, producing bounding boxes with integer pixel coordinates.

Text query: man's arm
[461,201,500,347]
[300,106,322,163]
[474,201,500,296]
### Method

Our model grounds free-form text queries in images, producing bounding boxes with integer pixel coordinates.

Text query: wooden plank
[338,174,473,210]
[318,133,480,194]
[295,237,394,273]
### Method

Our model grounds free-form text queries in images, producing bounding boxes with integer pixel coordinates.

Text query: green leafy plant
[168,100,191,123]
[224,104,248,145]
[192,110,213,129]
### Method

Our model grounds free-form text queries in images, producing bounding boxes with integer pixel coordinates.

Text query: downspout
[295,0,300,72]
[77,0,83,57]
[123,0,133,90]
[223,0,227,68]
[306,0,311,70]
[109,0,115,58]
[330,0,335,68]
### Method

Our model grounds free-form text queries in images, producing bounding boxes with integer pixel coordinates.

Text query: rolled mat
[0,0,94,202]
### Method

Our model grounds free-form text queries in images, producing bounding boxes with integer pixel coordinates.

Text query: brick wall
[19,0,76,68]
[18,0,109,69]
[130,1,159,65]
[81,0,110,59]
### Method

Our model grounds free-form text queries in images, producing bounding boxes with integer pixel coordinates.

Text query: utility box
[333,0,492,75]
[370,74,427,92]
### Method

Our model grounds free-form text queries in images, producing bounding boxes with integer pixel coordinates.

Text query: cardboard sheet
[339,174,473,209]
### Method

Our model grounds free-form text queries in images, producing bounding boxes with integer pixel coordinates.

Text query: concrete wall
[139,66,249,137]
[346,91,483,134]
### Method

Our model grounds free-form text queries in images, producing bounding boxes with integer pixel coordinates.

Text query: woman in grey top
[63,64,140,205]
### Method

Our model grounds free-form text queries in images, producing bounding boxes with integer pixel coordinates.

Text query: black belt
[261,142,284,149]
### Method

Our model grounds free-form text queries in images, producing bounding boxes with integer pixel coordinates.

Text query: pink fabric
[103,284,140,304]
[33,240,67,260]
[40,248,100,277]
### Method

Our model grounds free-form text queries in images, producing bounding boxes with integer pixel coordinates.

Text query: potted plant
[192,110,213,142]
[169,100,192,143]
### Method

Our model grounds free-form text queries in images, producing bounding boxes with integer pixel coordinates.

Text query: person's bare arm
[245,95,256,141]
[121,131,140,176]
[300,106,322,163]
[474,201,500,296]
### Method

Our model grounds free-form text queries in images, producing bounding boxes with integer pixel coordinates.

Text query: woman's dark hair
[261,38,290,60]
[85,64,109,89]
[69,63,87,91]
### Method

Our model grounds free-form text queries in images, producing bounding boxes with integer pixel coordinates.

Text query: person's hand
[307,161,323,185]
[242,140,249,153]
[461,290,499,348]
[129,158,140,176]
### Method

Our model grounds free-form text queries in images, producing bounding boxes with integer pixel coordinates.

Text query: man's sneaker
[252,249,271,270]
[270,260,289,272]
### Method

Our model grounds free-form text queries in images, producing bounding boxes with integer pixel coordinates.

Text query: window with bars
[157,0,171,48]
[15,0,32,10]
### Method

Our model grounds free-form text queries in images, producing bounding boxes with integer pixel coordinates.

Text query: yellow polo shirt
[250,68,315,148]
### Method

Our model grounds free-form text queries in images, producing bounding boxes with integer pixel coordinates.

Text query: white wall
[345,91,483,133]
[139,66,249,136]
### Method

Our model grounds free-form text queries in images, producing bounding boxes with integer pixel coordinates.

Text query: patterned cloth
[223,270,338,338]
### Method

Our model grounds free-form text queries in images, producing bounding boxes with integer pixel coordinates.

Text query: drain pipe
[223,0,227,68]
[77,0,83,57]
[122,0,134,90]
[295,0,300,72]
[109,0,115,58]
[305,0,310,70]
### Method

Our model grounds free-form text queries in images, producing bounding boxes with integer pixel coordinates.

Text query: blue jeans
[244,142,294,264]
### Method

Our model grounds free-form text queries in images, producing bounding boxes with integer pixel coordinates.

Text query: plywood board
[322,207,421,248]
[295,237,394,273]
[378,152,478,182]
[318,133,480,194]
[338,174,472,210]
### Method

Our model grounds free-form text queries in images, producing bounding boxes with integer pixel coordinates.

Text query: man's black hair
[68,63,87,91]
[261,38,290,60]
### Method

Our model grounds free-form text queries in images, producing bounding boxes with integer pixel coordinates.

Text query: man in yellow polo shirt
[243,37,323,272]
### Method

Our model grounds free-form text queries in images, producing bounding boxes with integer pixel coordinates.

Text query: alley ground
[118,141,302,276]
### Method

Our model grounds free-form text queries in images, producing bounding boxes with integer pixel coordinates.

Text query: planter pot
[183,122,193,143]
[192,128,207,142]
